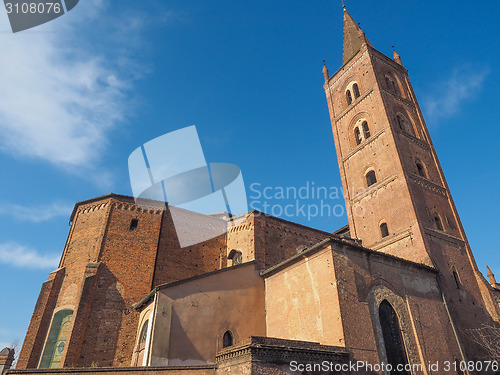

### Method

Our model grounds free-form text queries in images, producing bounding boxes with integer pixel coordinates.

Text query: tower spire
[322,60,329,83]
[342,7,371,64]
[392,45,403,66]
[486,265,497,284]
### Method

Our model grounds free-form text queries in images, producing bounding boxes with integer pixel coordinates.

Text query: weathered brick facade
[11,7,500,375]
[322,7,500,364]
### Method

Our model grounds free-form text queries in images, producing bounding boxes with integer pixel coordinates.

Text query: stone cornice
[351,174,398,204]
[216,336,350,363]
[334,89,374,122]
[424,227,465,246]
[408,173,447,197]
[342,128,385,162]
[370,228,413,251]
[396,130,430,150]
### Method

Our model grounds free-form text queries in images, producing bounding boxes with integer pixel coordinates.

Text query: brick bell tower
[323,7,499,362]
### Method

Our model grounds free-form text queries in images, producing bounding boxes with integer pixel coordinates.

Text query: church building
[6,7,499,375]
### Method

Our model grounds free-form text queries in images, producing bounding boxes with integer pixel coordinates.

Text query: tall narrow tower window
[346,90,352,105]
[416,162,426,178]
[392,80,399,95]
[396,114,403,130]
[452,269,461,289]
[222,330,233,348]
[366,171,377,187]
[354,127,362,145]
[385,76,391,90]
[380,222,389,238]
[434,215,444,231]
[362,121,370,139]
[353,83,360,98]
[378,301,410,374]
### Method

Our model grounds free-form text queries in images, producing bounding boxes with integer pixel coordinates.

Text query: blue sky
[0,0,498,353]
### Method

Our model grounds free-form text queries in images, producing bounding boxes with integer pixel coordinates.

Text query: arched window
[134,319,149,366]
[222,330,233,348]
[392,80,399,95]
[452,269,461,289]
[139,320,149,344]
[396,114,415,136]
[362,121,370,139]
[366,170,377,187]
[396,114,403,130]
[378,301,410,375]
[354,127,361,145]
[346,90,352,105]
[39,310,73,369]
[228,250,243,266]
[385,76,392,90]
[434,215,444,231]
[353,83,360,98]
[416,162,426,178]
[380,223,389,238]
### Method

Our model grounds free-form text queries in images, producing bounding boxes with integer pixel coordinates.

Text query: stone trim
[215,336,350,363]
[335,89,374,122]
[407,173,447,197]
[370,229,413,251]
[424,228,465,246]
[396,130,430,150]
[342,128,385,162]
[367,286,421,375]
[6,365,215,374]
[351,174,398,203]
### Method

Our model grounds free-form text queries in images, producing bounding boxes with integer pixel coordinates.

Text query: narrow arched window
[39,310,73,369]
[434,215,444,231]
[362,121,370,139]
[392,80,398,95]
[416,162,426,178]
[139,320,149,344]
[385,76,391,90]
[380,223,389,238]
[378,301,410,374]
[396,114,403,130]
[354,127,361,145]
[222,330,233,348]
[346,90,352,105]
[353,83,360,98]
[453,269,461,289]
[134,319,150,366]
[366,170,377,187]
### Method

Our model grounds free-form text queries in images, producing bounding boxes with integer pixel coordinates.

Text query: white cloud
[0,0,137,168]
[423,65,489,122]
[0,202,72,222]
[0,243,59,269]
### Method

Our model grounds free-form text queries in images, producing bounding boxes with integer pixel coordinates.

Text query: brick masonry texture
[14,8,500,375]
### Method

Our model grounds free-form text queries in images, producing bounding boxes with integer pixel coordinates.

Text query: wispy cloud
[422,65,489,122]
[0,243,59,269]
[0,202,72,223]
[0,0,147,169]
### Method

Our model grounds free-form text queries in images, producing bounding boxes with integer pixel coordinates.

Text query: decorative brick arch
[367,284,421,374]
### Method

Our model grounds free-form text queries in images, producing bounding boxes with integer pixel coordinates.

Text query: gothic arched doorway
[378,300,410,375]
